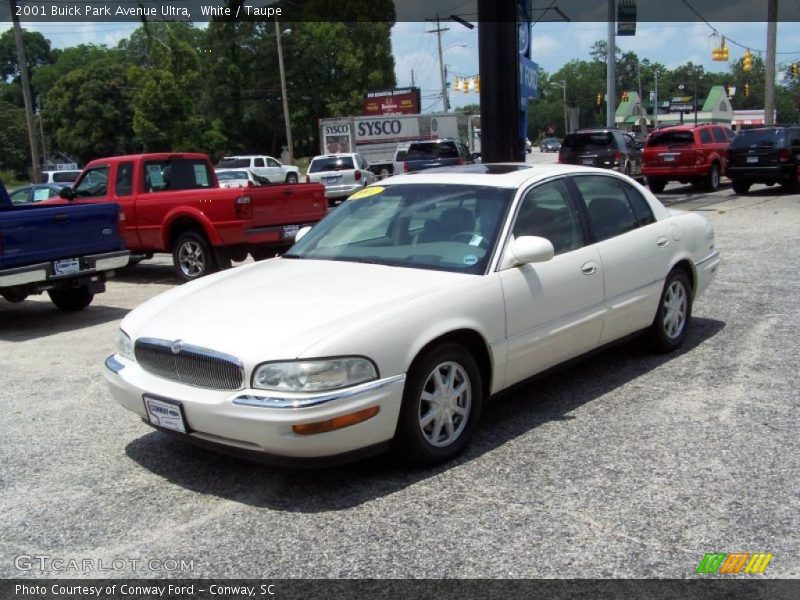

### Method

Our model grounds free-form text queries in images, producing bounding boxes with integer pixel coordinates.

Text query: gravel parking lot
[0,180,797,579]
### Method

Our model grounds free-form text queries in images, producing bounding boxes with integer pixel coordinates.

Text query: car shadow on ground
[113,261,183,285]
[0,299,129,341]
[125,317,725,512]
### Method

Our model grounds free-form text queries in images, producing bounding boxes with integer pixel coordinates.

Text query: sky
[4,19,800,112]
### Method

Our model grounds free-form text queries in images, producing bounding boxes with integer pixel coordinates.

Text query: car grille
[135,338,244,391]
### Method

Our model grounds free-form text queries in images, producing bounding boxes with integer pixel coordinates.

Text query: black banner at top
[1,0,799,23]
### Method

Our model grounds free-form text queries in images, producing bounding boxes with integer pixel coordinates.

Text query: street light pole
[552,81,567,135]
[275,20,293,165]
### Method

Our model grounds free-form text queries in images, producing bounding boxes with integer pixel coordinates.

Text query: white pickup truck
[215,155,300,184]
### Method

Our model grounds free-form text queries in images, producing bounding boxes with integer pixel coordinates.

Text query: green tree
[44,58,135,163]
[0,28,53,83]
[0,100,28,174]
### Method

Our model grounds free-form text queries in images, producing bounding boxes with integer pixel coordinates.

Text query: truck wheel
[704,163,721,192]
[731,179,750,195]
[285,173,298,184]
[48,285,94,311]
[648,178,666,193]
[173,231,216,282]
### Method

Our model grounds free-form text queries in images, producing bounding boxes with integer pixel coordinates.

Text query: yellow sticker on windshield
[349,186,385,200]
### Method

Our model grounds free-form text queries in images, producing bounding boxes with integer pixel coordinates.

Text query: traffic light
[744,82,750,97]
[596,92,602,106]
[474,76,480,93]
[712,47,721,61]
[621,91,630,102]
[792,64,799,78]
[742,49,753,72]
[712,37,729,61]
[721,45,729,61]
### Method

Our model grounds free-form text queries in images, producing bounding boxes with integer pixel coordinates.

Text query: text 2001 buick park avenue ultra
[105,164,719,467]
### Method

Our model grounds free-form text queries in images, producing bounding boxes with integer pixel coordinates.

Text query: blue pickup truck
[0,179,129,311]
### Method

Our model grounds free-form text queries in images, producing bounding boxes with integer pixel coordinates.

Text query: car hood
[122,258,472,363]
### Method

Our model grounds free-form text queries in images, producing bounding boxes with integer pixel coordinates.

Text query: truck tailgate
[0,203,122,269]
[249,183,327,227]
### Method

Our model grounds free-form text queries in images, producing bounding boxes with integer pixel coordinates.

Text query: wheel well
[411,329,493,398]
[168,218,206,249]
[672,259,695,297]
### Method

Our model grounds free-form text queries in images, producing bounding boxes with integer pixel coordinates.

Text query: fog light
[292,406,379,435]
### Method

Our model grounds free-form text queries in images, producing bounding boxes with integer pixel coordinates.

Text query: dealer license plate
[323,176,340,184]
[582,159,594,166]
[143,396,187,434]
[747,156,758,164]
[281,224,300,239]
[53,258,80,276]
[663,155,676,162]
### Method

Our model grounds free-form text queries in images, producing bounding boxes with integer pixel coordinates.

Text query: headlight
[252,357,378,392]
[116,329,134,361]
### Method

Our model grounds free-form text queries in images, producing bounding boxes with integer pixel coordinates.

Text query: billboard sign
[363,88,421,115]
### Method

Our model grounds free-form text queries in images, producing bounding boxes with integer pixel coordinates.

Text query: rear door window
[563,132,614,150]
[143,158,212,192]
[406,142,459,160]
[699,129,712,144]
[646,131,693,147]
[573,175,639,242]
[115,162,134,196]
[309,157,355,172]
[711,127,727,143]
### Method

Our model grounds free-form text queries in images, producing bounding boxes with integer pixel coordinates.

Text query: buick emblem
[171,340,184,354]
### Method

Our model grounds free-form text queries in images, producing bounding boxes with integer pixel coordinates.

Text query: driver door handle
[657,237,669,248]
[581,261,598,275]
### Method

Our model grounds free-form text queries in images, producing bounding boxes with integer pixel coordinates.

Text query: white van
[41,170,81,186]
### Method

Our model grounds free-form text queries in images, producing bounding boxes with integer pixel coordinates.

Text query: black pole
[478,0,522,162]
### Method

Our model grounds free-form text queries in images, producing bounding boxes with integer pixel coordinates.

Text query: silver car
[306,153,376,206]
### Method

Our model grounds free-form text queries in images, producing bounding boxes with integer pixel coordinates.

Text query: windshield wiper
[281,253,303,259]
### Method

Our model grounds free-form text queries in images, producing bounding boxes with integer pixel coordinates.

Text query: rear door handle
[657,237,669,248]
[581,261,598,275]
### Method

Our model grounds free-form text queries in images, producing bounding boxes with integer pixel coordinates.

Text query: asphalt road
[0,172,798,580]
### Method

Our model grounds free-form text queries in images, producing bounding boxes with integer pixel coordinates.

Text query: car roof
[383,163,632,188]
[310,153,357,159]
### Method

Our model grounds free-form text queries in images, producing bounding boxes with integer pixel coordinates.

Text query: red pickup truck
[49,153,326,281]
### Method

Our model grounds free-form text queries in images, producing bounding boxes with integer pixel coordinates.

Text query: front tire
[646,269,692,353]
[172,231,216,282]
[704,163,721,192]
[393,343,483,465]
[48,285,93,311]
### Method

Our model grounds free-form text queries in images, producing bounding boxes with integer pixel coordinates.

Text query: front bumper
[104,355,405,463]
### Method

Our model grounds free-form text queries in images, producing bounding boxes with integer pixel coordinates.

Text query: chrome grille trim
[135,337,244,391]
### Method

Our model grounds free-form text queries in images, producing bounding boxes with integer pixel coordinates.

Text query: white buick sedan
[105,164,719,467]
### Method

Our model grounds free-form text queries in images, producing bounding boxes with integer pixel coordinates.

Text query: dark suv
[559,129,643,179]
[726,126,800,194]
[403,139,473,173]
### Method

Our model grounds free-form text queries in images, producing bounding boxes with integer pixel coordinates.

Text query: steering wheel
[450,231,487,247]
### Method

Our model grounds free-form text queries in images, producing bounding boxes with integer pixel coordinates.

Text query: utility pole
[607,0,616,128]
[11,1,41,183]
[37,96,46,166]
[653,69,659,129]
[765,0,777,126]
[428,15,450,113]
[275,20,293,164]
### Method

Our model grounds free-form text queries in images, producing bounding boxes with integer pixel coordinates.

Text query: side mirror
[502,236,554,269]
[294,225,312,242]
[59,187,75,201]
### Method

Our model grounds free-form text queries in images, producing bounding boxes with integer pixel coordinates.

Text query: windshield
[309,157,355,172]
[217,170,248,181]
[563,132,613,150]
[730,129,785,148]
[217,158,250,169]
[647,131,694,146]
[285,183,514,274]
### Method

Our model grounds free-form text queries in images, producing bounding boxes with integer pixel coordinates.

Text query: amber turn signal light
[292,406,380,436]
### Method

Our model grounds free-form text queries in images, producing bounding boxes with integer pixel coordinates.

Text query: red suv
[642,124,734,193]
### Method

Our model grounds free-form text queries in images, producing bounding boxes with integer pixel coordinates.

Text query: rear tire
[285,173,298,184]
[731,179,750,195]
[48,285,93,311]
[646,269,692,353]
[392,343,483,466]
[648,178,666,193]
